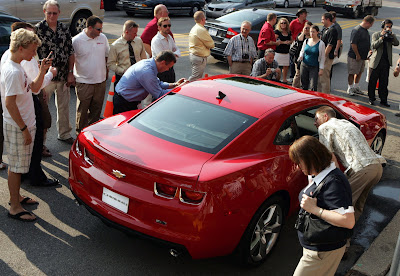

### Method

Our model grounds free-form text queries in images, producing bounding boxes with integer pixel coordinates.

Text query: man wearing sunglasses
[151,17,181,83]
[72,15,110,135]
[36,0,75,147]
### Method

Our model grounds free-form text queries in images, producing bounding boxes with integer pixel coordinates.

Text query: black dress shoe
[58,137,74,145]
[380,102,390,107]
[31,178,60,187]
[369,100,374,105]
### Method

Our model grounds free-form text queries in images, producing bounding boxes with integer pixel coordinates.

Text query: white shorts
[3,122,36,174]
[275,53,290,67]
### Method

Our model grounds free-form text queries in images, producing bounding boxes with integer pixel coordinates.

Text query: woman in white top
[298,25,326,91]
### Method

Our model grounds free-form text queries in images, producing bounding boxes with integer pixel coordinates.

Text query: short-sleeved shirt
[321,25,338,60]
[0,59,35,128]
[223,34,257,61]
[318,118,385,172]
[141,17,174,45]
[36,20,74,82]
[72,31,110,84]
[250,58,278,80]
[289,18,307,40]
[332,22,342,41]
[275,30,291,54]
[348,25,371,60]
[257,22,276,51]
[297,164,353,252]
[151,32,181,58]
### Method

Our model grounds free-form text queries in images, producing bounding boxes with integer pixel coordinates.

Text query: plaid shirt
[224,34,257,62]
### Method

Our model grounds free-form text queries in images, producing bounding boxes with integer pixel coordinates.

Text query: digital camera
[242,53,249,60]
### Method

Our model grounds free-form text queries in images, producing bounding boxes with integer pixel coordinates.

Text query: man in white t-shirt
[0,29,52,222]
[72,15,109,134]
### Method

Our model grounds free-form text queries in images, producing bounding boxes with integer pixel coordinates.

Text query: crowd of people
[0,1,396,273]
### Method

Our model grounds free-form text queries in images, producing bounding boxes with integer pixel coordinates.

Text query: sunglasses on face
[46,12,58,15]
[162,24,172,28]
[280,22,287,24]
[95,28,102,32]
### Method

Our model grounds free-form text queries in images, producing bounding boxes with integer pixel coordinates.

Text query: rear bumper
[68,150,244,259]
[324,5,353,14]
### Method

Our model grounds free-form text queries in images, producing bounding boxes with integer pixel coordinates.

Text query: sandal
[8,196,39,206]
[8,211,36,222]
[0,162,6,170]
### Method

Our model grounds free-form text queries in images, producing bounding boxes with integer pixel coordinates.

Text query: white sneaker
[347,87,355,96]
[354,87,363,95]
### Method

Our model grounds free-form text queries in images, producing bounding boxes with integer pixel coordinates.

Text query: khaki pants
[230,62,252,75]
[43,81,72,140]
[317,58,334,94]
[75,81,107,134]
[293,246,345,276]
[189,54,207,82]
[292,63,301,88]
[347,163,383,221]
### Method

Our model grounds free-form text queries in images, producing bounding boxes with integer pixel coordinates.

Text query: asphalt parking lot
[0,1,399,275]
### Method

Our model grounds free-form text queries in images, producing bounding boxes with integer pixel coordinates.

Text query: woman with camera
[289,136,355,276]
[291,22,312,88]
[298,25,325,91]
[274,18,292,84]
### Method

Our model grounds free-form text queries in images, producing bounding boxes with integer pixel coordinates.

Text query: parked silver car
[0,0,105,36]
[274,0,304,8]
[205,0,275,18]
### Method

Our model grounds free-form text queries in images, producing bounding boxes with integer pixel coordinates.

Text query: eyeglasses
[280,22,287,24]
[46,12,58,15]
[162,24,172,28]
[95,28,102,32]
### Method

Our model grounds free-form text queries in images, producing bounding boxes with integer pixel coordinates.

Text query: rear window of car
[130,94,257,154]
[217,10,266,24]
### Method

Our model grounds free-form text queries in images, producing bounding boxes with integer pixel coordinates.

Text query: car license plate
[102,187,129,213]
[208,28,217,36]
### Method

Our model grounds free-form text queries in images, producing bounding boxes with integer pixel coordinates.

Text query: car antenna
[216,91,226,100]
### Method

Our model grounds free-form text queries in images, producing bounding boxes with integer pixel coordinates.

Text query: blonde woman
[274,17,292,83]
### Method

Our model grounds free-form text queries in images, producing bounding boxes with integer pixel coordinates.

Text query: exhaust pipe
[169,249,181,258]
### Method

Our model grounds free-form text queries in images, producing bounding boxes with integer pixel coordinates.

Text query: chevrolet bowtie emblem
[112,170,126,179]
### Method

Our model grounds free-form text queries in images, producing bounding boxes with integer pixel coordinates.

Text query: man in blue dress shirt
[113,50,186,114]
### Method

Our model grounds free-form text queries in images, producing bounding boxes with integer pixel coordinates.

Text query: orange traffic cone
[103,75,115,118]
[376,80,379,90]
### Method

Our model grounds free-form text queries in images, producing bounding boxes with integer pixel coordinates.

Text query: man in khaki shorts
[346,16,375,96]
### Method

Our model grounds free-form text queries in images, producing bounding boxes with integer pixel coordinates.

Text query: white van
[324,0,382,18]
[0,0,105,35]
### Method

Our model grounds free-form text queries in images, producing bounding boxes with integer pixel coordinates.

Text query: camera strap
[240,35,250,59]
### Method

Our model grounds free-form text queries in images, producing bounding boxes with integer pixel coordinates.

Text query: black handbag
[289,39,300,57]
[295,178,353,244]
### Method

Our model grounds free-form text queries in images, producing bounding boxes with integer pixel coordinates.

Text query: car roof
[0,12,21,21]
[175,75,321,118]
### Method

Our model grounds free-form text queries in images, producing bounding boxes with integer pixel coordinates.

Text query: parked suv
[0,12,21,58]
[0,0,105,36]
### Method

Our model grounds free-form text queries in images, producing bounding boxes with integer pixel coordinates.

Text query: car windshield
[217,10,265,24]
[130,94,257,154]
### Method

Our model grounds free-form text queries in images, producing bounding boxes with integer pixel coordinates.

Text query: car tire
[70,11,91,36]
[299,0,304,7]
[284,0,289,8]
[312,0,316,7]
[352,7,362,18]
[236,196,286,266]
[371,131,385,155]
[189,5,201,16]
[126,11,135,17]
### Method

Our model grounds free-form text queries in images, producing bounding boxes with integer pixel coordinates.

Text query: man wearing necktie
[107,20,147,86]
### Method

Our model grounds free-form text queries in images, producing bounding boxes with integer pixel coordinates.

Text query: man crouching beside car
[251,49,281,81]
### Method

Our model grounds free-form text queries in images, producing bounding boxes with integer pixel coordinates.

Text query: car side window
[275,117,298,145]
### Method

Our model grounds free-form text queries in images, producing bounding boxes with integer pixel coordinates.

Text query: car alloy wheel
[237,196,285,266]
[70,11,90,36]
[299,0,304,7]
[190,5,200,16]
[312,0,316,7]
[371,132,385,155]
[284,0,289,8]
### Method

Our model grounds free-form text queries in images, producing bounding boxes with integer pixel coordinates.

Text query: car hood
[207,2,243,9]
[84,114,213,182]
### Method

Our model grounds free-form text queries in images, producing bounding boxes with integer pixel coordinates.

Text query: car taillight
[226,28,238,39]
[100,0,104,9]
[180,189,206,205]
[84,148,94,165]
[154,182,177,199]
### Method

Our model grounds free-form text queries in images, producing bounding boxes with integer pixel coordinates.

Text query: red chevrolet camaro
[69,75,386,265]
